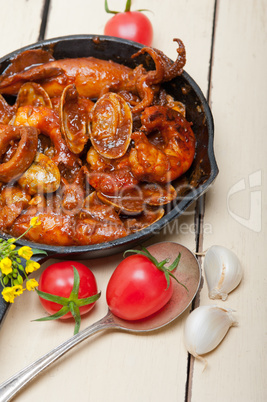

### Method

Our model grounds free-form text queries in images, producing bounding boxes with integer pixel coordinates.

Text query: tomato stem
[124,247,187,291]
[124,0,132,12]
[69,301,81,335]
[105,0,151,15]
[105,0,120,15]
[33,306,70,321]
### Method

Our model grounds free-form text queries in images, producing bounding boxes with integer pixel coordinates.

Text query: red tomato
[104,11,153,46]
[106,254,173,320]
[38,261,98,319]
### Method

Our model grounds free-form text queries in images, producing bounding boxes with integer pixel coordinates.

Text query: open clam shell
[91,92,132,159]
[96,182,177,215]
[122,206,165,232]
[96,187,144,215]
[60,84,91,154]
[16,82,52,108]
[140,183,177,206]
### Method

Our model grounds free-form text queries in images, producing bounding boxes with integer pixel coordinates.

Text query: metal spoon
[0,242,201,402]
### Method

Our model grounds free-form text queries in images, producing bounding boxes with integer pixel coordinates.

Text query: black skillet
[0,34,218,324]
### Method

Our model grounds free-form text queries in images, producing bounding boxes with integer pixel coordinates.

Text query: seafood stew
[0,35,217,256]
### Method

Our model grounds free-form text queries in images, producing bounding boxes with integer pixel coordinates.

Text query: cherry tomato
[38,261,98,319]
[106,254,174,321]
[104,11,153,46]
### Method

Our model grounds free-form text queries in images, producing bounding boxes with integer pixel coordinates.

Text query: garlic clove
[184,305,237,368]
[204,245,242,301]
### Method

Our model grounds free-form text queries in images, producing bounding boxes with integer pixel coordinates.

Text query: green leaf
[3,276,9,285]
[136,9,153,13]
[168,253,181,271]
[17,275,23,284]
[124,248,159,267]
[35,289,70,306]
[69,266,80,302]
[157,258,170,269]
[76,291,101,307]
[164,270,170,289]
[33,306,70,321]
[31,248,48,256]
[169,272,188,291]
[69,301,81,335]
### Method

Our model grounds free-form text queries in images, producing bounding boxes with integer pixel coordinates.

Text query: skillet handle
[0,252,49,328]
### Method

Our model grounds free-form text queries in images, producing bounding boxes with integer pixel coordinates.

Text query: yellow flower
[26,278,39,291]
[18,246,33,260]
[2,287,16,303]
[30,217,41,227]
[14,285,24,296]
[25,260,40,274]
[9,244,16,251]
[0,257,13,275]
[2,285,24,303]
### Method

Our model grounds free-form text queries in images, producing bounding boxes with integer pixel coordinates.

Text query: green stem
[34,306,70,321]
[124,246,186,291]
[14,225,34,242]
[35,289,70,306]
[124,0,132,12]
[69,301,81,335]
[105,0,119,14]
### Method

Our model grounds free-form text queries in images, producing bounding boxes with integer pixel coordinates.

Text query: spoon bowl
[0,242,200,402]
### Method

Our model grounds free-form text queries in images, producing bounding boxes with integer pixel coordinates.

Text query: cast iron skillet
[0,34,218,323]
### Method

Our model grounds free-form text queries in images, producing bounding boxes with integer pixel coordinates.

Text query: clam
[96,186,144,215]
[141,183,177,206]
[18,152,60,195]
[91,92,132,159]
[83,191,102,209]
[122,206,165,232]
[96,183,177,215]
[60,84,91,154]
[16,82,52,108]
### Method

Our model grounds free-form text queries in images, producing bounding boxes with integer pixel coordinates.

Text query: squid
[0,39,186,113]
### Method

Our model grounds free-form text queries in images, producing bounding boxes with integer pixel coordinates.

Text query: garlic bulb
[204,245,242,301]
[184,305,237,367]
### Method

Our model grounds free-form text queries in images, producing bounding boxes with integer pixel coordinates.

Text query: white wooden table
[0,1,266,401]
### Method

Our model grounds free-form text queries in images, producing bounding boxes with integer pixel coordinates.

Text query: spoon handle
[0,312,115,402]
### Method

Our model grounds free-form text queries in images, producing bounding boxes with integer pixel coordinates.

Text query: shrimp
[10,211,77,246]
[75,192,128,245]
[12,105,81,175]
[129,106,195,183]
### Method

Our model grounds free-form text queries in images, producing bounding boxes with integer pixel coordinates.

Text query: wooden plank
[0,1,216,401]
[0,0,45,57]
[190,0,267,401]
